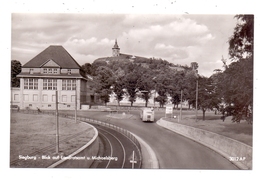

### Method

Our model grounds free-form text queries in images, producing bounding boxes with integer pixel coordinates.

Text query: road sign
[165,106,173,114]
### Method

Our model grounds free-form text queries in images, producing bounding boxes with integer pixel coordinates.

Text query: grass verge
[165,113,252,146]
[10,112,95,168]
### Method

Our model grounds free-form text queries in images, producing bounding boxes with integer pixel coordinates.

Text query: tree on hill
[112,77,125,106]
[123,72,139,106]
[167,70,189,109]
[136,70,154,107]
[11,60,22,87]
[122,64,147,106]
[153,72,172,107]
[92,66,115,105]
[184,70,198,109]
[81,63,93,75]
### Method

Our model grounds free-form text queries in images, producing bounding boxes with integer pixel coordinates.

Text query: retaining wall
[157,118,252,170]
[48,123,99,168]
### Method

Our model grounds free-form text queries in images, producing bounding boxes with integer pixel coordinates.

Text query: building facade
[11,45,95,110]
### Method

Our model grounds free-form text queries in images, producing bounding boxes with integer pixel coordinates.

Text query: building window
[24,79,38,90]
[48,104,51,107]
[42,95,48,102]
[62,79,76,90]
[14,94,19,101]
[71,95,76,102]
[62,95,67,102]
[68,69,71,75]
[33,94,38,101]
[52,95,56,102]
[43,79,57,90]
[23,94,29,101]
[42,68,59,74]
[29,69,34,74]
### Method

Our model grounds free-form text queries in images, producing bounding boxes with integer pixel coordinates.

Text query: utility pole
[75,79,77,123]
[180,89,183,121]
[55,90,59,154]
[195,70,199,122]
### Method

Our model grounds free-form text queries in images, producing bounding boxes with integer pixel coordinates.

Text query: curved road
[63,110,239,169]
[88,123,141,168]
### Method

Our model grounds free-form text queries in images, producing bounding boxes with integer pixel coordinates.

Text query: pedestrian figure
[221,111,226,122]
[221,115,226,122]
[37,107,41,114]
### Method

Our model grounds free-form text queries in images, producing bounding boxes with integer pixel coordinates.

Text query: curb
[48,123,99,168]
[131,133,159,169]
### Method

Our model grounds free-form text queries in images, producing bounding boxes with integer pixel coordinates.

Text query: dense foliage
[215,15,254,123]
[85,58,199,108]
[11,60,22,87]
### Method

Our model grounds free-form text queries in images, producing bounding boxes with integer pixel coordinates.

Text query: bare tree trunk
[203,109,206,121]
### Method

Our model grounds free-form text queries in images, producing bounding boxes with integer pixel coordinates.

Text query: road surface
[61,110,239,169]
[88,123,141,168]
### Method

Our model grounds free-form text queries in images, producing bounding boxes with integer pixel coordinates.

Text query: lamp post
[75,79,77,123]
[195,70,199,122]
[180,89,183,120]
[55,90,59,154]
[152,77,157,107]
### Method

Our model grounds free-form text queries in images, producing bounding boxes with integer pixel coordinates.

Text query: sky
[11,13,237,77]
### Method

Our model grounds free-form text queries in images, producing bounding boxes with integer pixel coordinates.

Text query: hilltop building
[112,39,120,57]
[93,39,149,64]
[11,45,95,110]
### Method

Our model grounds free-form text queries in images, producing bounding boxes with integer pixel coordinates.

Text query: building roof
[23,45,81,69]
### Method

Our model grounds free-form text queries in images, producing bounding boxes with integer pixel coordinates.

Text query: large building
[11,45,95,110]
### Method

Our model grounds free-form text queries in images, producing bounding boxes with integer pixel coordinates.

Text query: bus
[140,108,155,122]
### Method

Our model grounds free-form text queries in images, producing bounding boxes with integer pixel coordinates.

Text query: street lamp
[195,70,199,122]
[55,90,59,154]
[152,77,157,107]
[180,89,183,120]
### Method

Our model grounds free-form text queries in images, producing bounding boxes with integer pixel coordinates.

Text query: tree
[190,62,198,70]
[228,15,254,60]
[11,60,22,87]
[92,66,115,105]
[153,72,171,107]
[198,76,220,120]
[123,70,139,106]
[186,77,197,108]
[219,14,254,123]
[167,70,189,109]
[218,57,253,122]
[81,63,93,75]
[136,70,154,107]
[113,78,125,106]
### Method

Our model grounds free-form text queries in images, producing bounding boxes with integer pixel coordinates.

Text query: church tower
[112,39,120,57]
